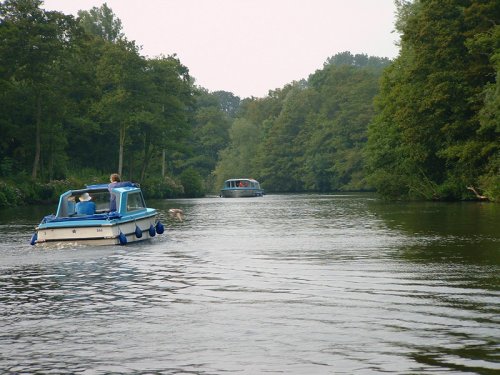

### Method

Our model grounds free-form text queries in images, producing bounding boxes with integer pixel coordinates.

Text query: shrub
[480,174,500,202]
[0,181,23,207]
[141,176,184,199]
[180,168,205,198]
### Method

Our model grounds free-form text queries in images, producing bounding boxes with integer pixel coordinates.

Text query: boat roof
[224,178,259,182]
[65,184,108,195]
[86,183,109,190]
[62,183,139,196]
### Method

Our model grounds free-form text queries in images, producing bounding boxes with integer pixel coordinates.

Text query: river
[0,194,499,374]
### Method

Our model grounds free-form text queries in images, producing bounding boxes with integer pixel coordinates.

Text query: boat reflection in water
[220,178,264,198]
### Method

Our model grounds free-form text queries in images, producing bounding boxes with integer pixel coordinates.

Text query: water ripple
[0,194,499,374]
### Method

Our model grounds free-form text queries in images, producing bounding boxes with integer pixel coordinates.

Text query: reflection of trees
[368,200,499,236]
[367,201,500,267]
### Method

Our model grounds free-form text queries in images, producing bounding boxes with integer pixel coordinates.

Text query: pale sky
[42,0,400,98]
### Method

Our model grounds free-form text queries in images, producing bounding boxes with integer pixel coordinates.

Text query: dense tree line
[1,0,498,207]
[214,53,391,192]
[366,0,499,200]
[215,0,499,201]
[0,0,231,205]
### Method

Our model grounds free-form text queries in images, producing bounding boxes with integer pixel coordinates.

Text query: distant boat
[220,178,264,198]
[31,183,164,246]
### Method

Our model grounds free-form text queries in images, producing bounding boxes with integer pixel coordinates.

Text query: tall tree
[77,3,123,42]
[366,0,499,200]
[214,53,388,194]
[213,117,260,188]
[131,55,193,182]
[212,90,241,117]
[185,89,231,180]
[254,83,322,192]
[0,0,79,180]
[93,39,146,176]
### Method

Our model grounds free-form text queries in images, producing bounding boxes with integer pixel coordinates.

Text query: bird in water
[168,208,184,222]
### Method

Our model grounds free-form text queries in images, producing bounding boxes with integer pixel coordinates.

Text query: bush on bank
[0,172,194,209]
[0,178,78,208]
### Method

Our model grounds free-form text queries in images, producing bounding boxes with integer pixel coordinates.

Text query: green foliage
[0,0,82,179]
[324,51,391,71]
[179,168,204,198]
[0,177,81,208]
[0,0,196,192]
[0,180,23,207]
[140,176,184,199]
[212,90,241,117]
[179,89,232,186]
[214,56,389,193]
[479,174,500,202]
[1,0,497,204]
[213,118,261,190]
[77,3,123,42]
[366,0,500,201]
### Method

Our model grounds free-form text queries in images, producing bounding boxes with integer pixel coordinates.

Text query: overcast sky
[42,0,400,98]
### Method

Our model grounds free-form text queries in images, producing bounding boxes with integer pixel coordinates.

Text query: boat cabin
[223,179,261,189]
[220,178,264,197]
[55,183,145,218]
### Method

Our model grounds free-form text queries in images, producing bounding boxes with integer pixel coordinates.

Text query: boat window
[92,191,112,212]
[126,192,146,212]
[58,190,110,217]
[59,195,76,217]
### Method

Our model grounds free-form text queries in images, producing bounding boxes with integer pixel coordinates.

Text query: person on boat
[76,193,96,215]
[108,173,134,211]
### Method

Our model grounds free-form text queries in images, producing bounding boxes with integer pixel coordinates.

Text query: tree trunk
[118,124,125,176]
[162,149,166,178]
[140,143,155,184]
[466,186,488,201]
[32,93,42,180]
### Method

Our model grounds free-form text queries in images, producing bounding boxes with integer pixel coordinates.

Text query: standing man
[108,173,133,211]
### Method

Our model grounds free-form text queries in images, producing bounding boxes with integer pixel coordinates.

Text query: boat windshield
[57,190,111,217]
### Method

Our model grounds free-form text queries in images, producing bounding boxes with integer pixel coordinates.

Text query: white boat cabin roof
[225,178,259,182]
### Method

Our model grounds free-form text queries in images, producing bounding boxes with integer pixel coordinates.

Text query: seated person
[76,193,96,215]
[108,173,134,211]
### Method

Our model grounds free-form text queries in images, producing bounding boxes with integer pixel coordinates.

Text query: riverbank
[0,176,186,209]
[1,178,497,210]
[0,179,75,208]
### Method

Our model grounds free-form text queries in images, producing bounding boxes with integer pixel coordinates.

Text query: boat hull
[220,188,264,198]
[35,214,158,246]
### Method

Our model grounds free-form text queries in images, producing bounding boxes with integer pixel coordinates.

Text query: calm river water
[0,194,499,374]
